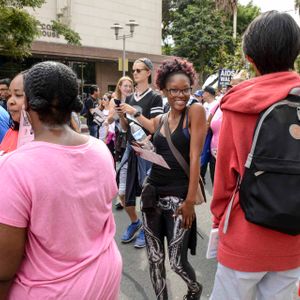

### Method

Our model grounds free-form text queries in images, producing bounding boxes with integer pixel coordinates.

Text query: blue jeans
[88,124,99,138]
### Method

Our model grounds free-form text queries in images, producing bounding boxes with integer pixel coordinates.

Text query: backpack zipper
[245,100,300,168]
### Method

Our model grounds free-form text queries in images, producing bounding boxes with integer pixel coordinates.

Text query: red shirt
[0,128,18,155]
[211,71,300,272]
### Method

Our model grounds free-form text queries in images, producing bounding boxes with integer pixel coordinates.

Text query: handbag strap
[163,111,190,178]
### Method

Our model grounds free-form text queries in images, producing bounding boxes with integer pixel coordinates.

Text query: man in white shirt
[202,86,218,118]
[200,86,218,184]
[194,89,204,104]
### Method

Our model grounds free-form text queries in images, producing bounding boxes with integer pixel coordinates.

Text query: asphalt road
[113,174,299,300]
[114,176,218,300]
[83,123,299,299]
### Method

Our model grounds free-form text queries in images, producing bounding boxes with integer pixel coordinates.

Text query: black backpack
[239,92,300,235]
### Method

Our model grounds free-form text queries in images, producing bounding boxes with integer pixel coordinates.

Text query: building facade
[1,0,170,94]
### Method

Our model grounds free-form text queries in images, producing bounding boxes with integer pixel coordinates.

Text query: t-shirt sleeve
[0,157,31,228]
[150,94,163,118]
[85,98,94,111]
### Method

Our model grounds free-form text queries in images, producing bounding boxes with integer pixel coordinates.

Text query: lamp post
[111,20,139,77]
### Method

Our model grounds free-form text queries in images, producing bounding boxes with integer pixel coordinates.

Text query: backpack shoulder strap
[163,112,190,177]
[223,175,241,234]
[245,99,292,168]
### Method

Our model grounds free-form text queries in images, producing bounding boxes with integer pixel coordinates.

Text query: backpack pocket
[240,158,300,235]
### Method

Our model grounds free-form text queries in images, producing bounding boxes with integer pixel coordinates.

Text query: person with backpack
[210,11,300,300]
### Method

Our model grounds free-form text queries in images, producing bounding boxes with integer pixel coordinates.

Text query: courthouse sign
[40,23,59,39]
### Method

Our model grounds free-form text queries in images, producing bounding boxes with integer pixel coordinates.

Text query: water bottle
[129,122,154,150]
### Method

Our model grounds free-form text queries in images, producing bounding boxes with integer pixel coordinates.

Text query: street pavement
[113,174,300,300]
[114,176,218,300]
[82,124,299,299]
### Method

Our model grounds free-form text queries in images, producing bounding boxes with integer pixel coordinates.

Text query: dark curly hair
[24,61,80,125]
[156,58,196,90]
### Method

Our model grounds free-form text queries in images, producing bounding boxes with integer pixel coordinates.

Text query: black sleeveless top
[148,111,190,198]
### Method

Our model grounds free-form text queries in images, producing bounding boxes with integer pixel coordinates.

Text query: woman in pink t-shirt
[0,61,122,299]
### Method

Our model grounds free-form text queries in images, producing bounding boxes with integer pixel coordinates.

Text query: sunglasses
[132,68,147,74]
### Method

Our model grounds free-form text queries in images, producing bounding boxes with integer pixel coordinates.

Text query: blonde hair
[115,76,133,100]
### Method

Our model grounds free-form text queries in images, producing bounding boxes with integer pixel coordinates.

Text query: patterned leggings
[142,196,200,299]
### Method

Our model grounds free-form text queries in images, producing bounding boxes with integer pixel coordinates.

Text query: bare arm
[0,224,26,299]
[134,114,157,133]
[186,104,206,203]
[178,104,206,229]
[106,99,116,125]
[119,103,160,133]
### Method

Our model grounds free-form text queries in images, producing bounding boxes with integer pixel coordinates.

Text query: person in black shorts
[116,58,163,248]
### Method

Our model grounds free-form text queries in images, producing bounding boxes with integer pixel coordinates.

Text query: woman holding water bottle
[127,58,206,300]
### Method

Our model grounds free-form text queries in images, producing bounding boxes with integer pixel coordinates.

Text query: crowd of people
[0,10,299,300]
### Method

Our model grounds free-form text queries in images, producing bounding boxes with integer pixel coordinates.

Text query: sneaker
[121,220,142,243]
[183,283,203,300]
[134,229,146,248]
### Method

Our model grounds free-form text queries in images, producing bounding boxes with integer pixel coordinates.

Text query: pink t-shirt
[0,137,122,299]
[210,105,223,156]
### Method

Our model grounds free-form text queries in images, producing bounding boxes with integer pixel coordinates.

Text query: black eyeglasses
[166,88,192,96]
[132,68,147,74]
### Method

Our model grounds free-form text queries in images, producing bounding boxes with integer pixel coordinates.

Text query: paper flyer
[206,228,219,259]
[131,145,170,169]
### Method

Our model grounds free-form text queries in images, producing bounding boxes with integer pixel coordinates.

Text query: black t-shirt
[125,89,163,142]
[85,96,98,126]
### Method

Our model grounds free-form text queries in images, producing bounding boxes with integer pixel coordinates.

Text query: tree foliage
[162,0,260,82]
[0,0,44,8]
[0,6,40,57]
[215,0,237,14]
[51,20,81,46]
[170,0,234,77]
[162,0,192,46]
[0,0,81,58]
[236,1,260,35]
